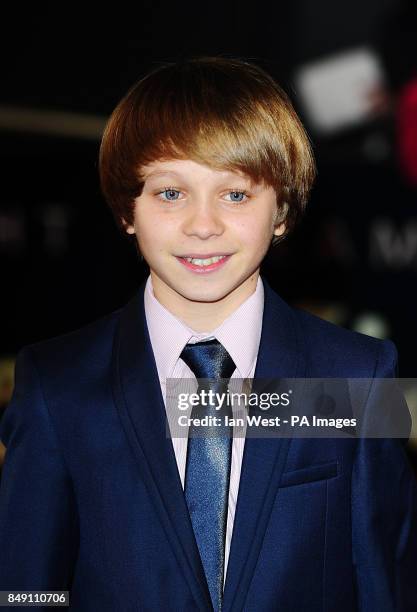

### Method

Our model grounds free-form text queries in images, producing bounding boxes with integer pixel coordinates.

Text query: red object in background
[397,78,417,186]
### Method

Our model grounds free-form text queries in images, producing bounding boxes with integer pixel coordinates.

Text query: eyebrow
[143,171,183,180]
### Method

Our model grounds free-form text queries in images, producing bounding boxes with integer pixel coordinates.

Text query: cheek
[133,208,158,238]
[134,213,179,256]
[236,214,275,243]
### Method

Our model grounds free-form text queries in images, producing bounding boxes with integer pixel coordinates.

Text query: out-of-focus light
[295,300,349,327]
[398,79,417,186]
[362,132,391,162]
[41,204,71,255]
[351,311,390,339]
[0,106,107,140]
[0,211,25,253]
[0,357,15,408]
[294,47,386,134]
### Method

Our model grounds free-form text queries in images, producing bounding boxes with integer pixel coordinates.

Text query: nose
[181,200,225,240]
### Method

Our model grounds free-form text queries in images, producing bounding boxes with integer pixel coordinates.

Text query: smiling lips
[176,254,231,273]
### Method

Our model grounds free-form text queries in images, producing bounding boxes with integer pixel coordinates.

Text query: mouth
[175,253,232,273]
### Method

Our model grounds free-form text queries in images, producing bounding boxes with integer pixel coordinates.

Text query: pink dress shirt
[144,275,264,585]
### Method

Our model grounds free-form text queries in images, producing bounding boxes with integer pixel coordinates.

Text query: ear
[273,202,288,237]
[273,221,286,238]
[121,218,135,235]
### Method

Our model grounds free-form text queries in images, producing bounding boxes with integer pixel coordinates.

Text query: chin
[178,283,240,304]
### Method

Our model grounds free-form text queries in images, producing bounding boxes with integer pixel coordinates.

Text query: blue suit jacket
[1,279,417,611]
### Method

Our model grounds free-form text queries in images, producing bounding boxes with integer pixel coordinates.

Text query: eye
[224,190,249,203]
[157,188,182,201]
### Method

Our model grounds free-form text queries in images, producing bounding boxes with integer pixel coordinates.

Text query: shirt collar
[144,275,264,380]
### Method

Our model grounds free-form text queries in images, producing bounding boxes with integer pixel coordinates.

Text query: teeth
[184,255,227,266]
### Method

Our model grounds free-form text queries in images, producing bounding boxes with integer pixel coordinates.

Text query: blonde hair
[99,56,316,242]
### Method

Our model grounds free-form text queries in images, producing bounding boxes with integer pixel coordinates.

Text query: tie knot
[180,339,236,381]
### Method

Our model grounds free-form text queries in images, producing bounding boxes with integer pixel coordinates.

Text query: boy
[0,57,416,611]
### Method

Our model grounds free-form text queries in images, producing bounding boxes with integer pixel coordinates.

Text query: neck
[150,272,259,332]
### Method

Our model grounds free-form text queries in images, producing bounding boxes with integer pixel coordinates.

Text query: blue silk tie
[181,339,236,612]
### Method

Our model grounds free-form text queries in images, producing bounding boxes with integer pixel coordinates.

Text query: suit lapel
[222,279,308,612]
[111,284,212,610]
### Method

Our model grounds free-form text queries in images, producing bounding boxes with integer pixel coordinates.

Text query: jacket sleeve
[352,339,417,611]
[0,347,79,591]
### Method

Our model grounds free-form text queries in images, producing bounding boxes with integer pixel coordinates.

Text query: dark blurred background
[1,1,417,463]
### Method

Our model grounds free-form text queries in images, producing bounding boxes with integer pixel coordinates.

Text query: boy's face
[125,159,285,316]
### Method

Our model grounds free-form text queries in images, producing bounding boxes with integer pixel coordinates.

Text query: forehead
[140,159,254,184]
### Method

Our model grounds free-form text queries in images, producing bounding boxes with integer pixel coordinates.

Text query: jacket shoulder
[21,307,123,378]
[292,307,398,377]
